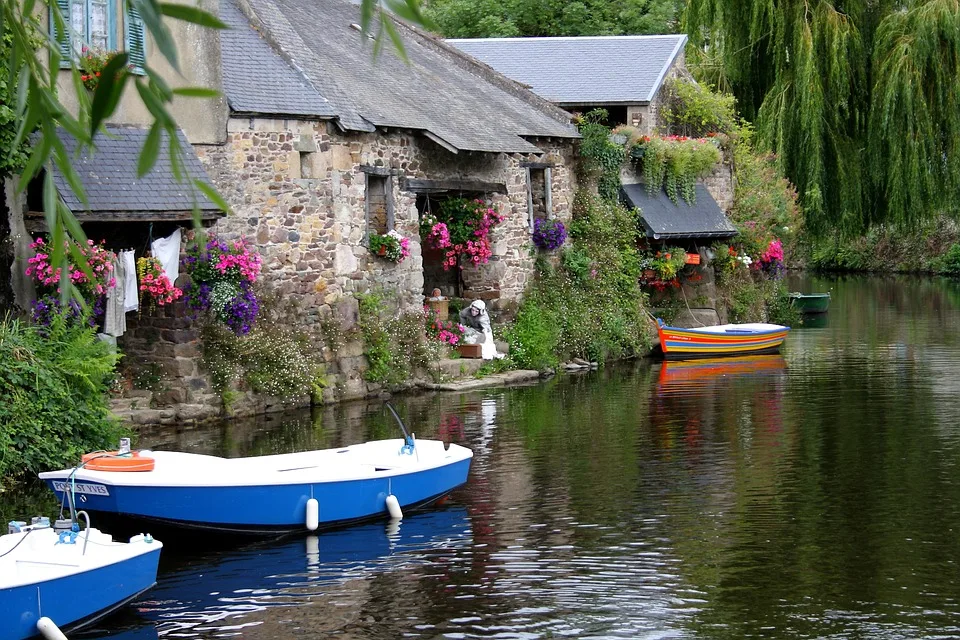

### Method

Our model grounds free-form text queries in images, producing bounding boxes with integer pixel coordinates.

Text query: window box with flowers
[369,230,410,263]
[639,247,688,291]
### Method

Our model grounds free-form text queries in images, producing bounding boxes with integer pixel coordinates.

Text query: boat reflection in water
[657,355,788,394]
[119,507,470,637]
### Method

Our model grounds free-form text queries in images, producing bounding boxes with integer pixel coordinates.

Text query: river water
[9,274,960,639]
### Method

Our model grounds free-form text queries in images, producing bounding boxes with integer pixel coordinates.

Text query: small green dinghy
[789,292,831,314]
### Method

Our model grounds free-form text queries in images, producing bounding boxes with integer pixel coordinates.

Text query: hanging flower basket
[685,252,701,265]
[369,230,410,263]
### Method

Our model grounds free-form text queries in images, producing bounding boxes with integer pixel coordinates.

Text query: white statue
[458,300,503,359]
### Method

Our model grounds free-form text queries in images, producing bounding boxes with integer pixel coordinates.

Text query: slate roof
[447,35,688,105]
[221,0,578,152]
[51,125,221,217]
[621,183,737,239]
[220,0,336,118]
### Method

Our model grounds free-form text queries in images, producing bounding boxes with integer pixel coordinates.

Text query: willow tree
[685,0,960,235]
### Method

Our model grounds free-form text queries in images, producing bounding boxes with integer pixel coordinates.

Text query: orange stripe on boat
[82,451,155,472]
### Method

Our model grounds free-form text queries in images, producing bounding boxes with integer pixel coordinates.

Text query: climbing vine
[577,110,626,202]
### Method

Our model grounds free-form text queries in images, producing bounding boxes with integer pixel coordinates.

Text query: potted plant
[532,218,567,251]
[368,230,410,263]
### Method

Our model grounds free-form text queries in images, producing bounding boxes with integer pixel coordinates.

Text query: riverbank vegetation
[0,314,125,488]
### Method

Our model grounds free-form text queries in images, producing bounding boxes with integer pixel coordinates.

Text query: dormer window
[50,0,146,73]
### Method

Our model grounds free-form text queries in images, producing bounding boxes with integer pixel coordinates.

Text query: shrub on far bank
[0,313,126,486]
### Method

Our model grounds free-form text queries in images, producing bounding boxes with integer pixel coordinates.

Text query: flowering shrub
[25,238,116,326]
[26,237,116,299]
[30,295,103,329]
[369,230,410,263]
[640,247,687,282]
[759,239,785,277]
[424,307,466,345]
[532,218,567,251]
[182,235,262,335]
[420,198,504,270]
[136,256,182,309]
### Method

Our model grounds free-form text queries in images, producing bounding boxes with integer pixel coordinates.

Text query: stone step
[431,357,486,380]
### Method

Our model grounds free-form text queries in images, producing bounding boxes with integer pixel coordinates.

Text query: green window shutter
[50,0,72,67]
[125,5,146,73]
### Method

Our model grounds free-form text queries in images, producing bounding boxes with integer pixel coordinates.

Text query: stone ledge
[419,369,541,392]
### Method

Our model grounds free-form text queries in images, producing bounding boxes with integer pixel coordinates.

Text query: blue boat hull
[0,547,160,640]
[44,457,471,535]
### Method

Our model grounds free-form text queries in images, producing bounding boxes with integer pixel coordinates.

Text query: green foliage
[636,136,722,204]
[200,288,322,401]
[507,191,653,368]
[577,110,626,202]
[426,0,681,38]
[809,217,960,275]
[932,244,960,277]
[0,314,126,486]
[640,247,688,281]
[0,28,29,177]
[358,293,441,385]
[686,0,960,234]
[505,294,560,370]
[729,123,804,260]
[660,78,738,138]
[767,284,802,327]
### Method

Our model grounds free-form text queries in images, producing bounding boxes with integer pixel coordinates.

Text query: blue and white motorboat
[40,437,474,535]
[0,516,162,640]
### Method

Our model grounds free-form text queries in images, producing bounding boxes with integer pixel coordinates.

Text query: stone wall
[195,118,577,318]
[121,118,578,412]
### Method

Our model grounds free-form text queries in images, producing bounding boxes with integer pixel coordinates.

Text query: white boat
[40,437,474,535]
[0,517,162,640]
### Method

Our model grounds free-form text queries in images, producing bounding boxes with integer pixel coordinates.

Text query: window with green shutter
[125,6,146,74]
[49,0,116,67]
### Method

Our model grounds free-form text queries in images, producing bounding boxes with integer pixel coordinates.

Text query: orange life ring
[81,451,155,472]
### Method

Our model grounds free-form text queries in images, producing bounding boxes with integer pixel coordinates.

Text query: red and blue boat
[656,318,790,360]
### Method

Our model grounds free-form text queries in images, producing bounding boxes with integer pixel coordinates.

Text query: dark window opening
[417,192,485,300]
[525,167,553,228]
[297,151,318,179]
[365,174,392,238]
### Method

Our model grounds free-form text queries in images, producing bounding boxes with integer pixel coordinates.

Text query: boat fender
[37,617,69,640]
[305,498,319,531]
[385,494,403,519]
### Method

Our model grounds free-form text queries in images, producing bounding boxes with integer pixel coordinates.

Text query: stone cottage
[204,0,580,315]
[6,0,582,417]
[447,35,688,132]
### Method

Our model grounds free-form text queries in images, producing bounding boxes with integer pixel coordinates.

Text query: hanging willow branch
[685,0,960,235]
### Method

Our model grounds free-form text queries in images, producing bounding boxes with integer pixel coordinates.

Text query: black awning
[621,183,737,240]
